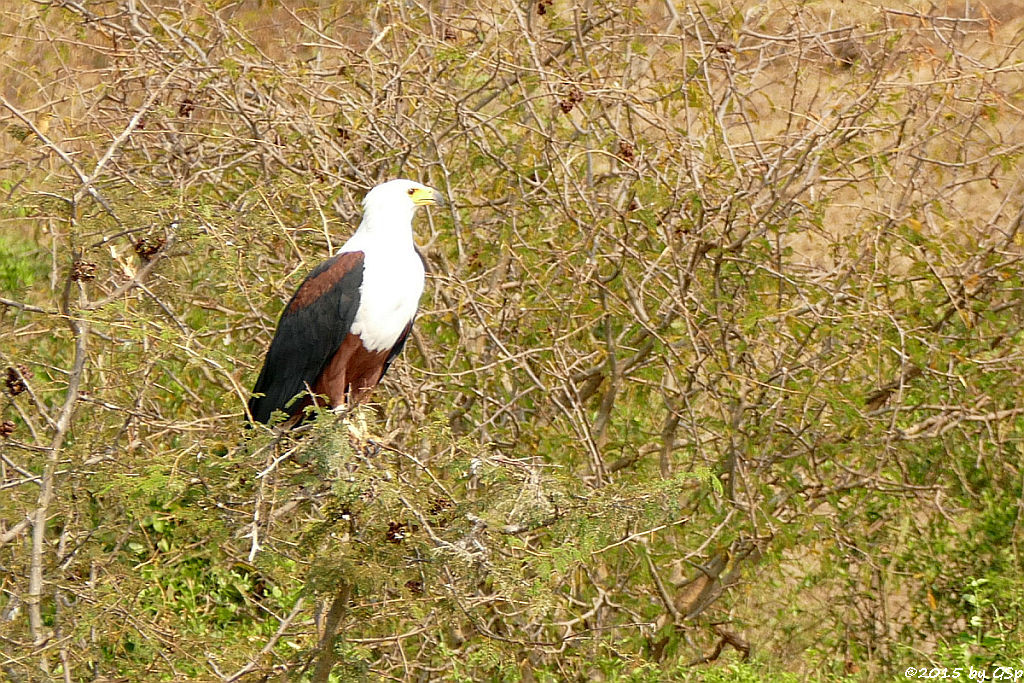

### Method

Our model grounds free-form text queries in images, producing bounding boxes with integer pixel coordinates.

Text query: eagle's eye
[407,188,416,195]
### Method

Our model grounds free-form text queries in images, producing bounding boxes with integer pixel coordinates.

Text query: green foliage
[0,232,47,296]
[2,0,1024,680]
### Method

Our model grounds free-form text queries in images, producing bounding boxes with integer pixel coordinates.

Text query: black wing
[248,251,365,423]
[380,319,414,380]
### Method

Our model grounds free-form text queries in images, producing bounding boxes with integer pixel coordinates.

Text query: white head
[358,179,442,238]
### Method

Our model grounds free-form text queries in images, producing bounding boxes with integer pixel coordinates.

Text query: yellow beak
[410,186,444,207]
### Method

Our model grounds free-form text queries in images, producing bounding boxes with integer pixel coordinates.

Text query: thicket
[2,0,1023,680]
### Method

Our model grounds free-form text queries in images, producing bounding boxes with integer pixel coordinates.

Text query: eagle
[248,179,441,425]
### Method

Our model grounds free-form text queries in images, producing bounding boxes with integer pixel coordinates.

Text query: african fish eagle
[248,179,441,425]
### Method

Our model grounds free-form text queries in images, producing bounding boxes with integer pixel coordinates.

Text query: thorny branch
[1,0,1023,678]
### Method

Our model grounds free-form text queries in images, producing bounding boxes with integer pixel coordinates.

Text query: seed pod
[134,236,165,262]
[559,86,583,114]
[617,140,635,162]
[178,98,195,118]
[71,260,97,281]
[386,521,410,543]
[428,497,454,516]
[5,365,31,396]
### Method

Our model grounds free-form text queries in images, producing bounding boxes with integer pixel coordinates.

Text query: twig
[27,284,89,667]
[0,297,53,315]
[644,549,681,622]
[81,234,178,310]
[310,583,352,683]
[223,597,306,682]
[0,518,32,546]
